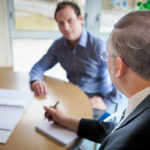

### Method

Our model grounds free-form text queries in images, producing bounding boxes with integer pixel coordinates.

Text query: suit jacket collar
[116,94,150,130]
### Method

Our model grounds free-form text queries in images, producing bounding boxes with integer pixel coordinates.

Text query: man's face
[56,6,83,44]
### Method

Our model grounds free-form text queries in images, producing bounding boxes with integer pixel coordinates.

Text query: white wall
[0,0,12,67]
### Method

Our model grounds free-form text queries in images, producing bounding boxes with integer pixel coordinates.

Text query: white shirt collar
[113,86,150,132]
[125,86,150,117]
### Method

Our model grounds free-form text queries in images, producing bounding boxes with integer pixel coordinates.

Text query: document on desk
[0,130,12,144]
[0,89,33,144]
[0,89,33,108]
[36,120,78,146]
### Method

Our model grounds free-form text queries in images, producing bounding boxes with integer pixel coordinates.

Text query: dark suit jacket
[78,94,150,149]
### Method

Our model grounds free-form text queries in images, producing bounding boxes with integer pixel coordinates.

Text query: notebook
[36,120,78,146]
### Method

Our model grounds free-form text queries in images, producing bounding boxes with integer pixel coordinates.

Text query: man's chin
[65,35,73,40]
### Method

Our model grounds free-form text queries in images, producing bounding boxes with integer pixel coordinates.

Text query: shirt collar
[125,86,150,117]
[113,86,150,132]
[63,27,88,48]
[78,28,88,48]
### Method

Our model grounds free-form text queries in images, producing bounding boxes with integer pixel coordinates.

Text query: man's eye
[68,19,73,23]
[59,22,64,26]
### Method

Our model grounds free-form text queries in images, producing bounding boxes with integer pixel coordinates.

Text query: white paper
[36,120,78,146]
[0,89,33,108]
[0,89,33,143]
[0,130,12,143]
[0,106,24,130]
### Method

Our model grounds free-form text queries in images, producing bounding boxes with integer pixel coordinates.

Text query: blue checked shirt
[30,28,127,106]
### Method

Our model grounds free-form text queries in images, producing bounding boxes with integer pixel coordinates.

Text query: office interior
[0,0,141,80]
[0,0,144,149]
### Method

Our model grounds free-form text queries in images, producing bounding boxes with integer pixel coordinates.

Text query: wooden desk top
[0,68,92,150]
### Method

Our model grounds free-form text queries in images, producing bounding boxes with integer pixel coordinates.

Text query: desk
[0,68,92,150]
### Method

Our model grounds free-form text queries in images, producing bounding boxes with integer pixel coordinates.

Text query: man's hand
[31,81,48,97]
[44,106,80,132]
[90,96,107,110]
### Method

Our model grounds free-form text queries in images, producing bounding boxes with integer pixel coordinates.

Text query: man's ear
[78,15,84,24]
[116,57,126,78]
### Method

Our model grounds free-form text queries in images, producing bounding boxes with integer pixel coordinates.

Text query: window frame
[7,0,61,39]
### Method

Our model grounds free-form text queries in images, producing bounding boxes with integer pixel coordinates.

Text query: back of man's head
[111,10,150,80]
[54,1,81,20]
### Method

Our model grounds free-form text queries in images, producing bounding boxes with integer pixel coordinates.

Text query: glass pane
[100,0,142,34]
[14,0,85,31]
[12,39,68,81]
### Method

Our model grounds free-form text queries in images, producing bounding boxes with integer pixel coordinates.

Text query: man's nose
[64,22,70,31]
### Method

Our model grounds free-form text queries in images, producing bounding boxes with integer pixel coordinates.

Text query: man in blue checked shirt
[29,1,128,121]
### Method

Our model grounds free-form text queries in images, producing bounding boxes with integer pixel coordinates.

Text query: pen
[44,101,59,120]
[53,101,59,108]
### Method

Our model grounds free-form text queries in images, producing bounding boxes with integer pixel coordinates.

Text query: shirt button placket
[73,47,78,79]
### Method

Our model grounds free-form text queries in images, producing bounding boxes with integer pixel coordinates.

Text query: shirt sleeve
[77,118,116,143]
[29,42,58,82]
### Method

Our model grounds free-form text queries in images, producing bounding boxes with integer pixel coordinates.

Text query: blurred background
[0,0,143,81]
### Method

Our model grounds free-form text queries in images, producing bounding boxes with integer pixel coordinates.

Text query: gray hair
[110,10,150,80]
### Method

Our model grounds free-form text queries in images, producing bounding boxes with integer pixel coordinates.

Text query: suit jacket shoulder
[100,94,150,150]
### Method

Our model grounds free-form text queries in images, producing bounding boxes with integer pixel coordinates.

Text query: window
[9,0,85,38]
[100,0,141,34]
